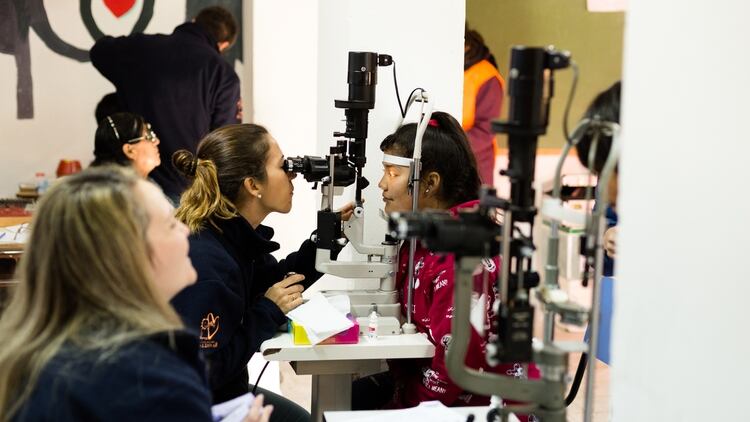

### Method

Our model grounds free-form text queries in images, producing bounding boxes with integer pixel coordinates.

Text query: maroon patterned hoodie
[387,200,540,419]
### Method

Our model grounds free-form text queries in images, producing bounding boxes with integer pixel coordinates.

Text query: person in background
[353,111,538,421]
[91,112,161,179]
[0,167,272,422]
[90,6,241,202]
[575,81,621,271]
[94,92,123,124]
[171,124,355,422]
[463,25,505,185]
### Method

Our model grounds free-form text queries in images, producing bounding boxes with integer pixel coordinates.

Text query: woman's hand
[264,273,305,314]
[604,226,618,259]
[243,394,273,422]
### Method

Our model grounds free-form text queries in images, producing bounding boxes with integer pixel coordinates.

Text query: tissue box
[289,313,359,345]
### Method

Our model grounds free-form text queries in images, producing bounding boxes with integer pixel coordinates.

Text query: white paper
[587,0,627,12]
[354,401,465,422]
[287,292,353,345]
[211,392,254,422]
[327,294,352,315]
[0,223,29,244]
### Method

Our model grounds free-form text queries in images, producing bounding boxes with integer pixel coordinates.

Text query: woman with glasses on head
[92,112,161,178]
[0,167,273,422]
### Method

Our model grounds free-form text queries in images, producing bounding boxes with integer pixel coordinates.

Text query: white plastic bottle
[35,172,49,195]
[367,304,378,341]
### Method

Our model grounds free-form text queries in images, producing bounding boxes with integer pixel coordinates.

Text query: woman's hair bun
[172,149,198,177]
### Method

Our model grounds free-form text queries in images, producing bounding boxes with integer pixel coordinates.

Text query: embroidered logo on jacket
[421,368,448,394]
[433,270,448,292]
[506,363,527,379]
[481,257,497,273]
[414,258,425,276]
[199,312,220,349]
[433,278,448,291]
[440,334,452,349]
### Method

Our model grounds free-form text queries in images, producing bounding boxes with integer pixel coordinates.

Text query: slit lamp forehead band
[382,153,413,167]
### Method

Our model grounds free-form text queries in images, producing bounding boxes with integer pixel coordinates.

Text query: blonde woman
[0,167,271,422]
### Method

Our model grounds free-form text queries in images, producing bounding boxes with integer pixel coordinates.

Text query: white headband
[382,153,413,167]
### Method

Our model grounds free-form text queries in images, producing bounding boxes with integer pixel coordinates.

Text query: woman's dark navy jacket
[13,331,211,421]
[171,216,322,403]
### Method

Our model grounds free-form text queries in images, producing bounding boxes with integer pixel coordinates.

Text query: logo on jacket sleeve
[414,258,425,276]
[421,368,447,394]
[506,363,527,379]
[481,257,497,273]
[440,334,452,349]
[199,312,220,349]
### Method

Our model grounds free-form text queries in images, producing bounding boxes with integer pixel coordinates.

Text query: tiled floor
[555,326,611,422]
[279,362,312,412]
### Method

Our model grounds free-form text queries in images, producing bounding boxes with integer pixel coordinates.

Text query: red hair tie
[428,119,439,127]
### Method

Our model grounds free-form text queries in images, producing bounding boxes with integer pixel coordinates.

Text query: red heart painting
[103,0,136,18]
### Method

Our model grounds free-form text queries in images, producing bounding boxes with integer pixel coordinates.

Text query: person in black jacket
[574,81,621,274]
[90,6,241,201]
[172,124,352,422]
[0,167,271,421]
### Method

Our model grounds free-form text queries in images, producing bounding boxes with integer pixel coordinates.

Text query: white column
[612,1,750,420]
[251,0,321,256]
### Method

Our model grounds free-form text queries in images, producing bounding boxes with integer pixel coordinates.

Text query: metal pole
[403,92,431,332]
[327,153,335,211]
[582,123,619,422]
[500,210,513,303]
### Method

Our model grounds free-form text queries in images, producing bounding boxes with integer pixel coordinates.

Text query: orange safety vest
[462,59,505,155]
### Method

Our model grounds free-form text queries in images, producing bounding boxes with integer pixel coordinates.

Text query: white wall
[251,0,319,261]
[255,0,466,285]
[612,1,750,420]
[0,1,190,197]
[317,0,465,246]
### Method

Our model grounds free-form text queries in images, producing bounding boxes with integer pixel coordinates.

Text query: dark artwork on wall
[80,0,156,42]
[0,0,241,120]
[0,0,89,119]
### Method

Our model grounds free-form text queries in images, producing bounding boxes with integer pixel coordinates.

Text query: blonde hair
[0,166,183,420]
[173,124,270,232]
[174,157,238,232]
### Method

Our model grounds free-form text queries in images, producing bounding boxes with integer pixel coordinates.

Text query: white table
[323,405,520,422]
[260,333,435,422]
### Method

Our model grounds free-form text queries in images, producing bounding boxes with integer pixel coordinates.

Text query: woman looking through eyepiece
[171,124,354,422]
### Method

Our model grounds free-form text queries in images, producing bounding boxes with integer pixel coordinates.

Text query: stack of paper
[0,223,29,244]
[355,401,467,422]
[287,292,353,345]
[211,392,254,422]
